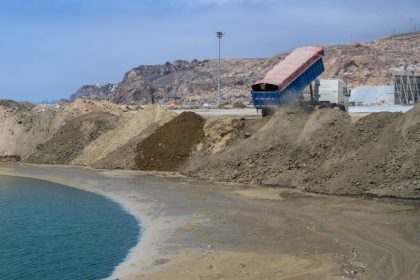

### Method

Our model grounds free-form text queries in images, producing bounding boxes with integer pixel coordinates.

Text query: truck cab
[314,79,350,111]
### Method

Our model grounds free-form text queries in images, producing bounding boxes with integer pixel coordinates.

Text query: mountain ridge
[71,32,420,105]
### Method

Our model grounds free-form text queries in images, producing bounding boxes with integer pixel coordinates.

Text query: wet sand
[0,163,419,280]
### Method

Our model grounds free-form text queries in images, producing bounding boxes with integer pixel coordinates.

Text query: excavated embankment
[184,105,420,199]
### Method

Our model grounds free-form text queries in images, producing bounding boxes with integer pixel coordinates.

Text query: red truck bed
[253,46,324,91]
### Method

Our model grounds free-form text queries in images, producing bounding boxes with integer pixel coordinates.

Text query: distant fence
[394,73,420,104]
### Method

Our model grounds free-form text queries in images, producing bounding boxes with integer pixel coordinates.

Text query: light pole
[216,31,225,106]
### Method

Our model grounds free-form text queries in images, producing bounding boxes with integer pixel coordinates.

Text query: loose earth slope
[135,112,205,171]
[0,99,127,161]
[185,104,420,199]
[72,105,176,167]
[28,112,120,164]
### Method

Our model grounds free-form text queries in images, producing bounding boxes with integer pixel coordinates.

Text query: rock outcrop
[70,83,116,101]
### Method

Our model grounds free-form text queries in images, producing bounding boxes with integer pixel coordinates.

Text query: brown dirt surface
[0,100,129,160]
[201,118,247,154]
[4,165,420,280]
[145,251,340,280]
[92,120,171,170]
[185,104,420,199]
[72,105,176,167]
[28,112,119,164]
[92,126,154,170]
[135,112,205,171]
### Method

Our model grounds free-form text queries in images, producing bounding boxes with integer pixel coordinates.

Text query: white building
[349,85,395,105]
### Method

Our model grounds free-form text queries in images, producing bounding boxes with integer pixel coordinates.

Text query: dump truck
[251,46,349,116]
[310,79,350,111]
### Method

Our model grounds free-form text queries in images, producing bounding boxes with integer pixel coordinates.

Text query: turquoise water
[0,175,139,280]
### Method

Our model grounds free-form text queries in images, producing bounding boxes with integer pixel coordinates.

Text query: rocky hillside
[323,32,420,88]
[70,83,116,101]
[70,32,420,105]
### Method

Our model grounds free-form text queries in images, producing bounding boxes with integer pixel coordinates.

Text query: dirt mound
[92,123,161,170]
[0,105,57,159]
[28,112,119,164]
[202,118,247,154]
[95,115,259,170]
[135,112,205,171]
[0,100,129,160]
[184,106,312,184]
[185,105,420,199]
[72,105,176,167]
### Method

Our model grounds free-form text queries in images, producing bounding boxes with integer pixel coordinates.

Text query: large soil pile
[200,118,267,155]
[135,112,205,171]
[72,105,176,167]
[92,122,162,170]
[28,112,119,164]
[185,105,420,199]
[0,100,127,160]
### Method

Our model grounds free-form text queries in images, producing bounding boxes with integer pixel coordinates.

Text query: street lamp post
[216,31,225,107]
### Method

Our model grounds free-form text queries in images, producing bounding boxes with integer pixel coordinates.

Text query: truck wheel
[315,104,327,110]
[261,107,276,117]
[338,105,347,112]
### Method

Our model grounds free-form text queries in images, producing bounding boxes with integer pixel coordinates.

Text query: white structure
[312,79,350,111]
[349,85,395,105]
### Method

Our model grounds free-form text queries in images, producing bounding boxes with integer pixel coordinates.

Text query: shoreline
[1,162,420,279]
[0,163,183,279]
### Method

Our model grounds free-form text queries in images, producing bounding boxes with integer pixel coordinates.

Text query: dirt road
[1,163,419,279]
[173,108,260,118]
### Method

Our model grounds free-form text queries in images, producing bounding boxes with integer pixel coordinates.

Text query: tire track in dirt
[335,224,420,279]
[295,199,420,279]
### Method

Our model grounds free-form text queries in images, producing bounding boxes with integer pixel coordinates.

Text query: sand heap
[0,99,127,161]
[0,99,176,167]
[28,112,120,164]
[82,105,177,170]
[185,105,420,199]
[135,112,205,171]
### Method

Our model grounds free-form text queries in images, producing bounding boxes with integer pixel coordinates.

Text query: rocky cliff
[70,32,420,105]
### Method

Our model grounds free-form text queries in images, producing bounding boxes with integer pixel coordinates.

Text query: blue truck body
[251,58,325,109]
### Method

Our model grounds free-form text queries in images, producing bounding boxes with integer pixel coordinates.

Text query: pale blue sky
[0,0,418,102]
